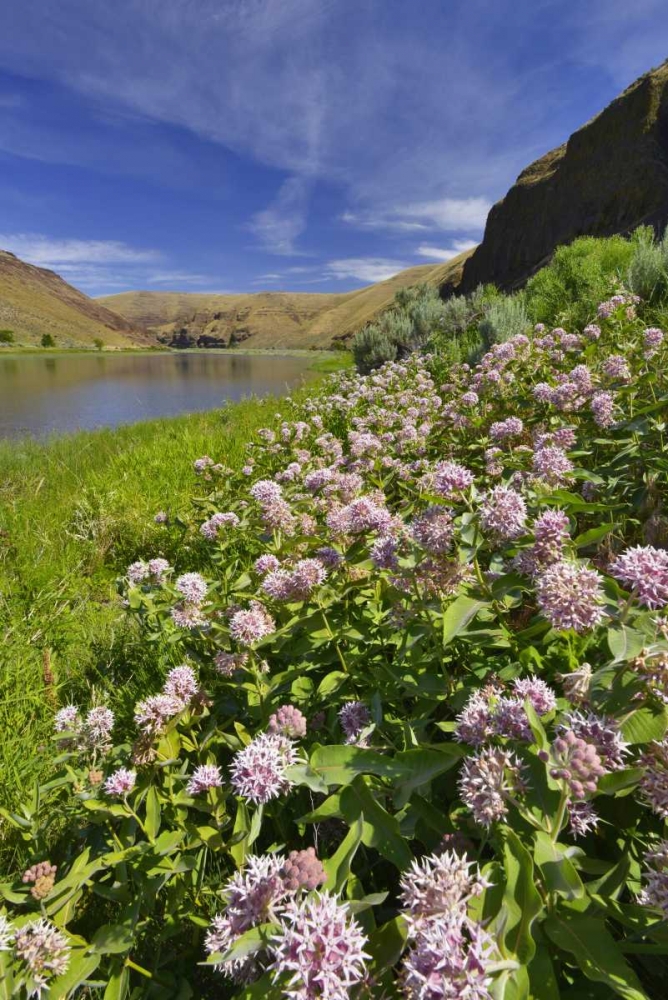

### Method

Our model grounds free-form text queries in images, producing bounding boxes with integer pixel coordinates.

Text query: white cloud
[0,233,161,267]
[247,176,311,255]
[147,271,217,285]
[325,258,410,284]
[415,240,478,261]
[342,198,490,234]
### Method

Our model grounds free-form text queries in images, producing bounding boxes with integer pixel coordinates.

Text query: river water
[0,352,315,438]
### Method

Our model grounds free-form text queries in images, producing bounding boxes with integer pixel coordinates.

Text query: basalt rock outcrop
[452,59,668,295]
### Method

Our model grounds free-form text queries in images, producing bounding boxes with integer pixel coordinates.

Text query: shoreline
[0,346,344,358]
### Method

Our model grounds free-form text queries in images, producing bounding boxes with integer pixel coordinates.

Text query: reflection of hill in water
[0,353,313,438]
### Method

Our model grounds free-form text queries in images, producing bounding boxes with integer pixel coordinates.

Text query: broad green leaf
[283,763,329,794]
[620,704,667,745]
[91,923,135,955]
[103,961,130,1000]
[340,778,413,869]
[204,924,273,966]
[500,827,542,963]
[534,832,584,900]
[607,626,646,663]
[366,916,408,976]
[317,672,348,698]
[441,595,488,645]
[574,524,616,548]
[528,943,559,1000]
[310,745,406,787]
[393,746,466,808]
[49,937,100,1000]
[322,813,364,892]
[145,786,161,840]
[543,911,649,1000]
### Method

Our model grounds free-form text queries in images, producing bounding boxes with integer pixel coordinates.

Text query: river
[0,351,315,438]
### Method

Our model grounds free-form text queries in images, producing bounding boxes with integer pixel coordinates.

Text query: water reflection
[0,352,314,438]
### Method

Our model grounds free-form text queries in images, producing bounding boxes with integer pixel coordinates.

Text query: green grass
[0,360,349,852]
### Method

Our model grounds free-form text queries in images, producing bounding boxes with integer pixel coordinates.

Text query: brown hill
[454,59,668,295]
[0,251,152,347]
[98,254,470,349]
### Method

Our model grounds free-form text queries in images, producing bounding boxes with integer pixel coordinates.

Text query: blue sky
[0,0,666,296]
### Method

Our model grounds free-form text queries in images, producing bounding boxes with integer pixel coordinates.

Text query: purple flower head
[54,704,82,735]
[433,460,474,498]
[14,918,71,988]
[569,800,600,838]
[187,764,223,795]
[401,920,495,1000]
[399,850,489,930]
[458,747,524,828]
[250,479,283,504]
[532,445,573,485]
[148,557,171,581]
[214,650,248,677]
[254,554,281,576]
[201,512,240,540]
[104,767,137,797]
[134,692,183,736]
[175,572,208,605]
[230,602,276,645]
[489,417,524,442]
[230,733,298,804]
[480,486,527,540]
[127,560,149,584]
[154,510,168,524]
[591,390,615,427]
[560,710,628,769]
[163,664,199,706]
[339,701,371,743]
[370,534,399,570]
[611,545,668,609]
[643,327,664,358]
[454,691,493,747]
[411,506,454,554]
[639,841,668,917]
[532,509,570,567]
[171,604,208,629]
[268,705,307,739]
[282,847,326,892]
[491,697,532,741]
[536,560,606,632]
[82,706,115,750]
[513,676,556,715]
[268,891,368,1000]
[602,354,631,382]
[548,730,606,799]
[583,323,601,340]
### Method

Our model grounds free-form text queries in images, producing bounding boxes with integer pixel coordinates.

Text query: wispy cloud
[324,258,410,284]
[342,198,491,234]
[415,240,478,261]
[247,176,311,255]
[0,233,161,267]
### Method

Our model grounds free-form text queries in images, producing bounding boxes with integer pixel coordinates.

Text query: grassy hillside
[0,251,153,348]
[98,252,472,349]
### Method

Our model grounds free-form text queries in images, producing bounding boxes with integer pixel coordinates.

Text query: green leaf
[204,924,273,966]
[103,961,130,1000]
[322,813,364,892]
[283,763,329,794]
[310,745,406,787]
[574,524,616,548]
[543,911,649,1000]
[533,832,584,900]
[91,923,135,955]
[366,916,408,976]
[528,943,560,1000]
[597,768,644,796]
[393,746,466,808]
[500,827,542,963]
[317,672,348,698]
[607,626,647,663]
[620,704,667,745]
[145,786,161,840]
[441,595,488,645]
[340,778,413,869]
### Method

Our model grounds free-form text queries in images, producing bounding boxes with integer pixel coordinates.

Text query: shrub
[40,333,55,348]
[478,292,529,344]
[627,225,668,301]
[0,329,14,344]
[525,234,634,328]
[351,325,397,372]
[93,337,105,351]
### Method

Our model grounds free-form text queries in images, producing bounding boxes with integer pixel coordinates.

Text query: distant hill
[98,254,471,350]
[454,58,668,295]
[0,251,151,348]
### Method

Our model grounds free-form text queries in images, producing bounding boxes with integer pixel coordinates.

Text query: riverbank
[0,374,348,842]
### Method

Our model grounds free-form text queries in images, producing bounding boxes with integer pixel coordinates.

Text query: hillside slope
[455,59,668,294]
[0,251,151,347]
[99,253,471,349]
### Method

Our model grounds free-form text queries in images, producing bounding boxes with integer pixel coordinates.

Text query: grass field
[0,354,350,858]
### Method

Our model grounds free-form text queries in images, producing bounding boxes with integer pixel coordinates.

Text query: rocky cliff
[453,59,668,295]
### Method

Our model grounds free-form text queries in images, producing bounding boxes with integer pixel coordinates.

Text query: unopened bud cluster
[22,861,57,900]
[541,731,606,798]
[281,847,326,892]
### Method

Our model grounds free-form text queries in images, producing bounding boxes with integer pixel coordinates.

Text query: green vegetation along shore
[0,355,349,851]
